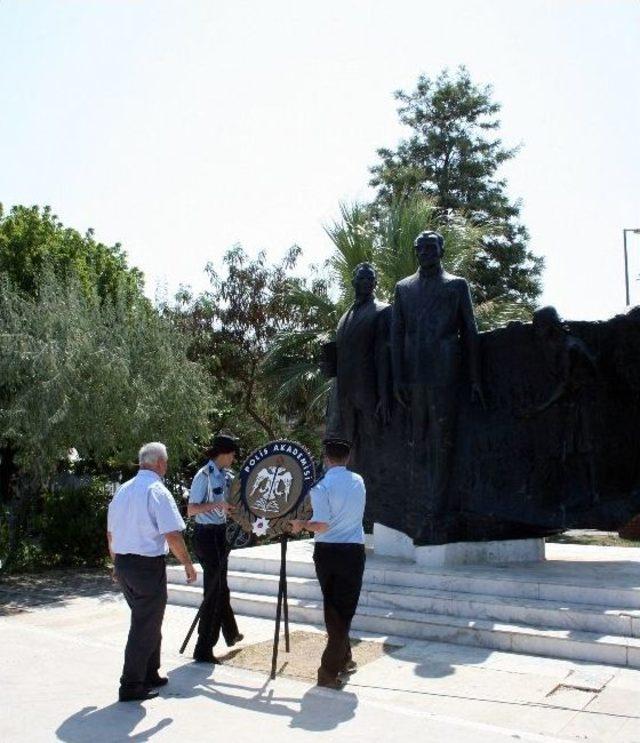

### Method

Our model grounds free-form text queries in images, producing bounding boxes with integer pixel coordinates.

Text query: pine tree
[369,66,543,306]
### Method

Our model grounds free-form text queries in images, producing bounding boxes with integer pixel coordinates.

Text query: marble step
[168,567,640,638]
[167,583,640,669]
[168,552,640,610]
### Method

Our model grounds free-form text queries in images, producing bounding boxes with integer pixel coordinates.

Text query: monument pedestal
[373,522,545,567]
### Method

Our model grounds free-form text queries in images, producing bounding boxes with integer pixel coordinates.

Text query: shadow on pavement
[0,570,118,614]
[55,704,172,742]
[165,659,358,731]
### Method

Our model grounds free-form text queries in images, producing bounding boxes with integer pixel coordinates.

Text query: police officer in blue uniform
[188,433,243,663]
[290,438,366,689]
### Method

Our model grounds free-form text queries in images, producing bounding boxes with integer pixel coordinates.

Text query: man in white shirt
[107,442,196,702]
[290,438,366,689]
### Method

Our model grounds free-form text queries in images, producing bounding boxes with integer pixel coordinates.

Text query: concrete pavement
[1,583,640,742]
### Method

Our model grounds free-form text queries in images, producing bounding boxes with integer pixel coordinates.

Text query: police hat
[204,433,240,458]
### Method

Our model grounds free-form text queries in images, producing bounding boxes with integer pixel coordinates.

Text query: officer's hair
[139,442,168,466]
[323,441,351,464]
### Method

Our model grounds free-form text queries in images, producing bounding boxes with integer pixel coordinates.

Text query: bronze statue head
[352,262,377,302]
[414,231,444,271]
[533,306,569,350]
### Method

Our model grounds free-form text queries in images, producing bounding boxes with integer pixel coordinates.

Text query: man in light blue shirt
[188,433,242,663]
[290,438,366,689]
[107,442,196,702]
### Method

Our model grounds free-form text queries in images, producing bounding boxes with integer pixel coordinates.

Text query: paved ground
[2,575,640,742]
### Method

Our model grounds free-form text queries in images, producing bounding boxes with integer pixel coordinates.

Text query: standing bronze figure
[391,231,483,538]
[326,262,392,450]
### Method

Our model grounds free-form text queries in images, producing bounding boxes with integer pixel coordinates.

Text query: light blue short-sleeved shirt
[310,466,366,544]
[107,469,186,556]
[189,460,232,525]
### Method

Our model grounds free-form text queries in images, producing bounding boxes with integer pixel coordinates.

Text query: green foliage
[0,480,113,572]
[39,481,111,568]
[0,204,143,304]
[369,66,543,306]
[0,275,211,481]
[164,245,322,454]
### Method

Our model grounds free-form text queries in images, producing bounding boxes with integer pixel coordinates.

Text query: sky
[1,0,639,319]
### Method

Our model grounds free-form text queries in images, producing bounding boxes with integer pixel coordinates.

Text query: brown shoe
[317,669,344,690]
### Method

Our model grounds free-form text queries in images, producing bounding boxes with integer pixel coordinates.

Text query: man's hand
[289,519,306,535]
[208,502,236,514]
[185,563,197,584]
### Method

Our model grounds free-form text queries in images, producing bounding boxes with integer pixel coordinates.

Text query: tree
[0,274,212,569]
[0,204,144,304]
[164,245,321,453]
[369,66,543,307]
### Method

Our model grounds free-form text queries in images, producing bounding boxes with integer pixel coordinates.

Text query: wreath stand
[179,524,291,681]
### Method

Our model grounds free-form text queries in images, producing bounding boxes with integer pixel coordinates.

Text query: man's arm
[291,482,331,534]
[188,501,235,516]
[107,531,115,562]
[289,519,329,535]
[165,531,197,583]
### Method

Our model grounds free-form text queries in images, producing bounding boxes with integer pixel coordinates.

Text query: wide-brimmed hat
[204,433,240,458]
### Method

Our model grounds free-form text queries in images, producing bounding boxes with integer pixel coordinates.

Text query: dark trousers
[193,523,239,649]
[313,542,366,676]
[114,554,167,689]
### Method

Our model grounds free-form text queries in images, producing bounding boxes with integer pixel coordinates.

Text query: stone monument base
[373,522,545,567]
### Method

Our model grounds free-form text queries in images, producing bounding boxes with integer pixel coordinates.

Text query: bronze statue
[527,306,599,506]
[325,263,391,448]
[320,235,640,545]
[391,231,483,531]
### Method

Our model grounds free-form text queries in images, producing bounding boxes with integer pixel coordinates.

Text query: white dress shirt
[108,469,186,556]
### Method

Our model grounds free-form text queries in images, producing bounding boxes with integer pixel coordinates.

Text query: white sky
[1,0,639,319]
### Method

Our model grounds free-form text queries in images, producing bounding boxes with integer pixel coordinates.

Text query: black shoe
[193,649,221,664]
[145,674,169,688]
[317,669,344,690]
[119,686,159,702]
[227,633,244,647]
[339,659,357,675]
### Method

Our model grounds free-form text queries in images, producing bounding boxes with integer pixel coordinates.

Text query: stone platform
[167,539,640,669]
[373,522,545,566]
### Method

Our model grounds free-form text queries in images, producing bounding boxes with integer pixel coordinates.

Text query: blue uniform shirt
[189,460,232,525]
[107,469,186,556]
[310,466,366,544]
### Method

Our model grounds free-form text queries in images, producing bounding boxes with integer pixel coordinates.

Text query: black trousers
[193,523,239,649]
[313,542,366,676]
[115,554,167,689]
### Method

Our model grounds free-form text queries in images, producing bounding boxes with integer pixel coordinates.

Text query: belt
[195,522,226,529]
